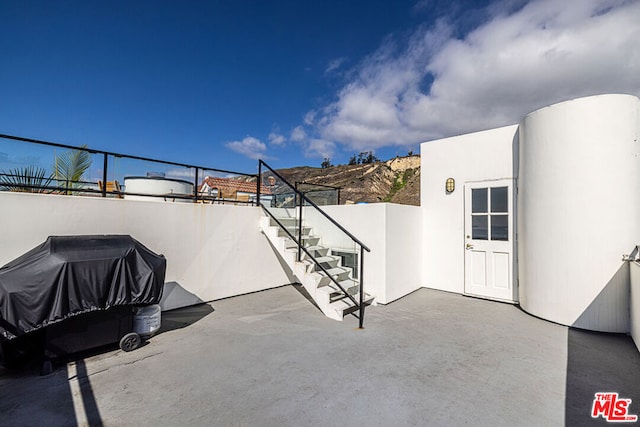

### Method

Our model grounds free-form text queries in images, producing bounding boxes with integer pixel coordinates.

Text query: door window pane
[491,187,508,213]
[472,188,488,213]
[491,214,509,241]
[472,215,488,240]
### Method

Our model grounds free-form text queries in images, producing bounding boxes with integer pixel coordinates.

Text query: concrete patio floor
[1,286,639,426]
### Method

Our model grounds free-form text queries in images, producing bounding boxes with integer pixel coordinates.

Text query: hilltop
[275,155,420,206]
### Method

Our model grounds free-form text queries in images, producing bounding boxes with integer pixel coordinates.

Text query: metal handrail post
[194,167,199,203]
[359,245,365,329]
[257,161,262,206]
[102,153,108,197]
[297,192,303,262]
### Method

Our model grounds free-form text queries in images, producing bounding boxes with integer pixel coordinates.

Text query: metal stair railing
[257,160,371,328]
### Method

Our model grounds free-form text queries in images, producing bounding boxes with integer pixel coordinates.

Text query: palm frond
[0,166,54,193]
[53,145,92,193]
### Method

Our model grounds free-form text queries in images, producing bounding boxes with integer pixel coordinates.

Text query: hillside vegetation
[275,155,420,206]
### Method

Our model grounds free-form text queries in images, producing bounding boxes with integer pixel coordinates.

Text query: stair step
[261,213,376,324]
[272,216,296,223]
[313,255,340,265]
[285,246,335,266]
[271,219,297,229]
[314,255,338,262]
[303,246,329,257]
[324,266,350,278]
[301,236,321,246]
[322,279,358,301]
[329,293,375,317]
[281,226,311,236]
[339,279,359,294]
[278,233,319,248]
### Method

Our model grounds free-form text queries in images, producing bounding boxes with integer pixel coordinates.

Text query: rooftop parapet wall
[0,192,291,310]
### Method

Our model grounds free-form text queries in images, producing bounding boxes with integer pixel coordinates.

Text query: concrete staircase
[260,213,375,321]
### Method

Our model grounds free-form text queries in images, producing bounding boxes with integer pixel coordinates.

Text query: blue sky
[1,0,639,174]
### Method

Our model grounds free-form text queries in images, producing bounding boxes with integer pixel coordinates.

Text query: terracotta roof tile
[199,176,272,196]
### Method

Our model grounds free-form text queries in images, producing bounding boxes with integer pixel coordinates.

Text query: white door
[464,180,516,302]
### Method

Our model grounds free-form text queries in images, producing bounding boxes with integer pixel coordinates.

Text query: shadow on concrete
[291,282,321,312]
[565,328,640,426]
[73,359,103,426]
[0,302,214,424]
[0,361,78,425]
[157,303,215,335]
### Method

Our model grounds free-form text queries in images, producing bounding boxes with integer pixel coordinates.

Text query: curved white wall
[518,94,640,331]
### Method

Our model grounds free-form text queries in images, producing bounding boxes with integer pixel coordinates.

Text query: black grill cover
[0,235,166,340]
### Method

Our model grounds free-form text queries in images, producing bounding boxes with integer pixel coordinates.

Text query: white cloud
[225,136,268,160]
[305,139,336,159]
[290,126,307,142]
[303,110,316,126]
[311,0,640,151]
[325,57,347,74]
[268,131,286,146]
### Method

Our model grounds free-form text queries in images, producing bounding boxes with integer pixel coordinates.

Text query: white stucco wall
[0,192,292,310]
[518,94,640,332]
[630,261,640,353]
[420,125,518,295]
[384,203,424,303]
[310,203,423,304]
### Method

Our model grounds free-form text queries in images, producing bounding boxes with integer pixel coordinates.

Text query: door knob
[465,243,474,250]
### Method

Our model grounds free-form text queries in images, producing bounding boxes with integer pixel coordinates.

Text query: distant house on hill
[199,176,271,204]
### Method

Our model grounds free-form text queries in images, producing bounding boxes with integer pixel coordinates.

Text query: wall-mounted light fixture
[445,178,455,194]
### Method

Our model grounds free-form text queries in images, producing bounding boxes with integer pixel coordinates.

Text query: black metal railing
[0,134,371,326]
[0,133,258,204]
[257,160,371,328]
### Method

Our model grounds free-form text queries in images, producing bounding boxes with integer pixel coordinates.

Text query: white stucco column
[518,94,640,332]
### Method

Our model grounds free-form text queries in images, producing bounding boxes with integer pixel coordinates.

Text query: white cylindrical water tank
[518,94,640,332]
[124,176,194,202]
[134,304,162,337]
